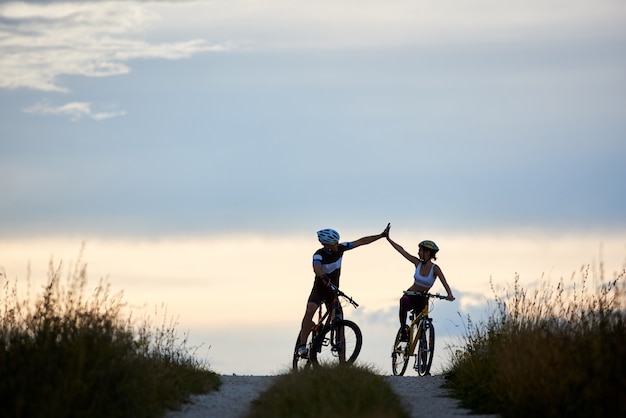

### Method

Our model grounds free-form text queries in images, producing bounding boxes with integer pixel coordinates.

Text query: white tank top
[413,261,436,288]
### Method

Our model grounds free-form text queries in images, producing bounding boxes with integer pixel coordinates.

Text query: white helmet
[317,228,340,245]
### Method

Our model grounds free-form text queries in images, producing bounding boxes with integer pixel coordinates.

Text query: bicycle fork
[322,323,346,362]
[414,319,431,371]
[329,301,345,358]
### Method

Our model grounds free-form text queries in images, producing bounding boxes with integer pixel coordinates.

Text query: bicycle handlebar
[328,282,359,308]
[403,290,448,300]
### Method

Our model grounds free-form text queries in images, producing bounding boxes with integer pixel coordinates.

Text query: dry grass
[245,364,409,418]
[443,262,626,418]
[0,254,219,418]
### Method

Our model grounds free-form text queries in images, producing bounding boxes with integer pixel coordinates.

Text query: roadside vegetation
[245,364,409,418]
[6,253,624,418]
[443,263,626,418]
[0,256,219,418]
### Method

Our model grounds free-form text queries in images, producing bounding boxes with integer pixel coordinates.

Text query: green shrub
[0,256,220,418]
[444,265,626,418]
[246,364,409,418]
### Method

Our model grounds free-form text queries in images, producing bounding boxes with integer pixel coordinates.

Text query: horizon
[2,230,624,375]
[2,0,625,375]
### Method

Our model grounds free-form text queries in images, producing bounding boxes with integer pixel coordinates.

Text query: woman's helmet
[317,228,340,245]
[419,240,439,253]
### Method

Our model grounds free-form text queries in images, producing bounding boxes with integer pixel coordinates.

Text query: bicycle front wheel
[310,319,362,367]
[415,319,435,376]
[391,327,409,376]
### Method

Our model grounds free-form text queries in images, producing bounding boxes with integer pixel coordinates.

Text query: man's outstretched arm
[352,223,390,248]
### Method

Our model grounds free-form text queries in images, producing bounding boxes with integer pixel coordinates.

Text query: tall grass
[246,364,409,418]
[444,263,626,418]
[0,256,219,418]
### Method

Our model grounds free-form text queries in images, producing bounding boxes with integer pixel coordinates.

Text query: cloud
[0,1,231,92]
[144,0,626,51]
[2,0,622,93]
[23,100,126,121]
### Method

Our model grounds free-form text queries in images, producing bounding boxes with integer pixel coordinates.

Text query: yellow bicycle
[391,291,447,376]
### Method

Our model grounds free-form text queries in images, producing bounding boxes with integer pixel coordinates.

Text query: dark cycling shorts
[400,293,427,314]
[307,285,334,307]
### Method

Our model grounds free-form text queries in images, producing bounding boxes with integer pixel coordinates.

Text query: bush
[444,264,626,418]
[0,255,220,418]
[245,364,409,418]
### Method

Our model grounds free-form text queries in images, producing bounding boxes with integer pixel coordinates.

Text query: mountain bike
[391,291,447,376]
[293,282,362,370]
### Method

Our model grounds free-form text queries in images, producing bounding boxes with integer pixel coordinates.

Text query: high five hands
[382,223,391,238]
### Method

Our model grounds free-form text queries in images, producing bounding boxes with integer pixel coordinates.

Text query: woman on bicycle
[297,225,389,357]
[386,224,455,341]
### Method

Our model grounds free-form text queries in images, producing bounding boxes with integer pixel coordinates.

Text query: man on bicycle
[297,225,389,357]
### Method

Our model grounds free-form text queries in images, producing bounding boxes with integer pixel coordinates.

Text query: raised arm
[351,223,390,248]
[386,226,420,265]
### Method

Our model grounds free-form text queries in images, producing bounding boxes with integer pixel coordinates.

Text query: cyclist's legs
[399,294,427,327]
[299,301,319,345]
[299,287,329,346]
[399,295,410,327]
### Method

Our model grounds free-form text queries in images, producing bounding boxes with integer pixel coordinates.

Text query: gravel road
[165,374,498,418]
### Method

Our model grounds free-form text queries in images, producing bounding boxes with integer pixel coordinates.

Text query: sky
[1,0,625,375]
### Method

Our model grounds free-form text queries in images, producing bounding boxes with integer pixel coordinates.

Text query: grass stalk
[443,263,626,418]
[0,255,219,418]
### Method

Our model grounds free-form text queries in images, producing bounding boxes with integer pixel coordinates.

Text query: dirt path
[165,374,497,418]
[384,375,497,417]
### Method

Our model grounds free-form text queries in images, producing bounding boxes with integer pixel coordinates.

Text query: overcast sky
[1,0,625,239]
[1,1,625,375]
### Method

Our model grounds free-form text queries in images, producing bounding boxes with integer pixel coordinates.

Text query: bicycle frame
[407,303,430,357]
[391,290,447,376]
[313,285,352,351]
[309,288,345,333]
[313,298,346,358]
[293,283,362,369]
[309,300,333,339]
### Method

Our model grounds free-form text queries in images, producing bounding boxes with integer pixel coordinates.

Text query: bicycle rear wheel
[415,319,435,376]
[292,328,315,371]
[310,319,362,367]
[391,327,409,376]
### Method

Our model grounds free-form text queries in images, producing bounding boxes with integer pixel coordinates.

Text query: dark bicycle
[391,290,447,376]
[293,283,363,370]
